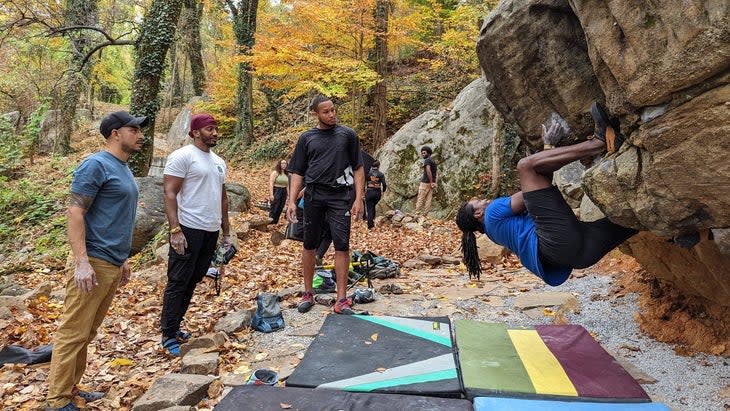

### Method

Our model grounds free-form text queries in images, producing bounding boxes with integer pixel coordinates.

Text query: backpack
[352,251,401,280]
[251,293,285,333]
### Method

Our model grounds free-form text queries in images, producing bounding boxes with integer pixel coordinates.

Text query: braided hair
[455,201,486,280]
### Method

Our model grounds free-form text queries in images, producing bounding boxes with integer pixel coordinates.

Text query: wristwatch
[170,226,182,234]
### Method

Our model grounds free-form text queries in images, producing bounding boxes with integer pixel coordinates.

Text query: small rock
[402,259,428,269]
[155,244,169,264]
[270,231,285,246]
[179,332,228,357]
[248,216,272,231]
[418,254,442,265]
[180,349,220,375]
[441,256,461,265]
[214,308,255,334]
[404,222,422,231]
[132,373,215,411]
[0,285,30,297]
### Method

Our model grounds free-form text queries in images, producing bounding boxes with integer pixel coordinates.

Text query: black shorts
[303,185,353,251]
[523,186,637,269]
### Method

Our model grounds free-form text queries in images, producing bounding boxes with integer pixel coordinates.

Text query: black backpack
[251,293,285,333]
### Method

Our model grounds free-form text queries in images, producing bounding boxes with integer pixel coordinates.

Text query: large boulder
[377,77,510,218]
[476,0,730,305]
[38,109,94,154]
[476,0,603,147]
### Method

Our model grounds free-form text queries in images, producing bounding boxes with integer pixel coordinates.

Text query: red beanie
[188,114,217,137]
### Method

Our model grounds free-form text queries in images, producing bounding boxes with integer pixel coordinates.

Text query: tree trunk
[228,0,259,146]
[185,0,206,96]
[370,0,389,150]
[128,0,184,177]
[56,0,98,155]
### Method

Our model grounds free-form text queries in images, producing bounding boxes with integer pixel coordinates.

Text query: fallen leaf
[543,308,554,316]
[255,352,269,360]
[109,358,134,367]
[375,367,387,372]
[280,403,292,409]
[370,333,378,342]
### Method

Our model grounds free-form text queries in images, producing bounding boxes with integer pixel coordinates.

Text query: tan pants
[414,182,434,216]
[46,257,121,408]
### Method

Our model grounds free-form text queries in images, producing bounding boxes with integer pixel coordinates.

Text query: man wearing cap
[159,113,231,356]
[46,111,147,411]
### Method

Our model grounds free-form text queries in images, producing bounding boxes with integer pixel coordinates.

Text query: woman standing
[268,159,289,224]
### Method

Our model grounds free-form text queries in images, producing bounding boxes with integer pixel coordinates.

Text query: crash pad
[473,397,671,410]
[454,321,650,402]
[286,314,461,397]
[215,385,474,411]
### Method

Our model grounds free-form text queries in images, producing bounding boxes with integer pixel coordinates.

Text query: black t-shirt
[287,124,363,187]
[366,168,387,191]
[421,156,437,183]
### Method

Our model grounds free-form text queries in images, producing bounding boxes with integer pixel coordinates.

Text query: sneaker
[45,403,80,411]
[78,390,104,402]
[333,297,355,315]
[590,102,625,153]
[298,291,315,313]
[161,337,181,357]
[176,330,192,343]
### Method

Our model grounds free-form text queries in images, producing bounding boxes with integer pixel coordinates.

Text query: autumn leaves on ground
[0,133,726,410]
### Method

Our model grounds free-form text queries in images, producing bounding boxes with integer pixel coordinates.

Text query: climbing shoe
[247,369,278,386]
[298,291,315,313]
[333,297,355,315]
[590,102,625,153]
[176,330,193,343]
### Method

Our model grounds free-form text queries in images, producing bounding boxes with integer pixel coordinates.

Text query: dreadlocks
[455,201,485,280]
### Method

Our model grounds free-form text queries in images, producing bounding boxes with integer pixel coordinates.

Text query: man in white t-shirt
[160,113,231,357]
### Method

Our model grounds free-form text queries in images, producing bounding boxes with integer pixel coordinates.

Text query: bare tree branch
[48,25,118,42]
[80,39,136,68]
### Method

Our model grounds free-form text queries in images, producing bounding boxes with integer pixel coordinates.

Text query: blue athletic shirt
[483,197,571,286]
[71,151,139,266]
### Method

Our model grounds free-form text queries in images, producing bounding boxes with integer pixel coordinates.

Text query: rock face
[377,77,508,218]
[476,0,730,305]
[38,109,94,154]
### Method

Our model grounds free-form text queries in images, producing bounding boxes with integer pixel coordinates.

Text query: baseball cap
[99,111,149,138]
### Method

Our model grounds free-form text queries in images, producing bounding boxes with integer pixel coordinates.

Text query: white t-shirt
[164,144,226,232]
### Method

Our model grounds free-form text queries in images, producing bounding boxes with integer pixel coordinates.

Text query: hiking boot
[333,297,355,315]
[298,291,315,313]
[590,102,625,153]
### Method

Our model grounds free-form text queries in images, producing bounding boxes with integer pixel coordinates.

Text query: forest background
[0,0,496,268]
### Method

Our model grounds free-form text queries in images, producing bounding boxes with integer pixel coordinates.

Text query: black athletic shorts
[303,185,353,251]
[523,186,637,269]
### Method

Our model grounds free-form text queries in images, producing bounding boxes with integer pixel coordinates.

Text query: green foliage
[0,103,49,177]
[248,138,290,162]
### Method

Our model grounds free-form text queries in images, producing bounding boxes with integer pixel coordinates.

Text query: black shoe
[590,102,625,153]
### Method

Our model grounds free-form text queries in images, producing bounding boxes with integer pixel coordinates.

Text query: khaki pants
[46,257,121,408]
[414,182,434,216]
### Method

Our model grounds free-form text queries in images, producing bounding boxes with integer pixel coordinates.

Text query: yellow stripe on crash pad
[508,329,578,396]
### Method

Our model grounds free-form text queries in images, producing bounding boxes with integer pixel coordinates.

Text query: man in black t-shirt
[414,145,438,217]
[286,95,364,315]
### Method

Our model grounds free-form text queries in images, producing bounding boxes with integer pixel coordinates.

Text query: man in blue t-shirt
[286,95,364,315]
[456,102,636,285]
[46,111,147,411]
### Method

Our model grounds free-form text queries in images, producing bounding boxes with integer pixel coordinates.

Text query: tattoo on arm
[69,193,94,210]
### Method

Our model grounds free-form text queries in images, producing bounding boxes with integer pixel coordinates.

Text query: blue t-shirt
[71,151,139,266]
[483,197,571,286]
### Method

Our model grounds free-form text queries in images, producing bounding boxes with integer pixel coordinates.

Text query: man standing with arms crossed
[46,111,147,411]
[287,95,364,315]
[160,113,231,356]
[414,145,438,217]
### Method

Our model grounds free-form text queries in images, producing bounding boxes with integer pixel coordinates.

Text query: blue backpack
[251,293,285,333]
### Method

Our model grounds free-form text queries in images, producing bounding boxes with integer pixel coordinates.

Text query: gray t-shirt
[71,151,138,266]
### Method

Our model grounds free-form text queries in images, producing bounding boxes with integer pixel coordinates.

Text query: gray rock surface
[132,373,215,411]
[180,349,219,375]
[215,308,254,334]
[377,77,507,218]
